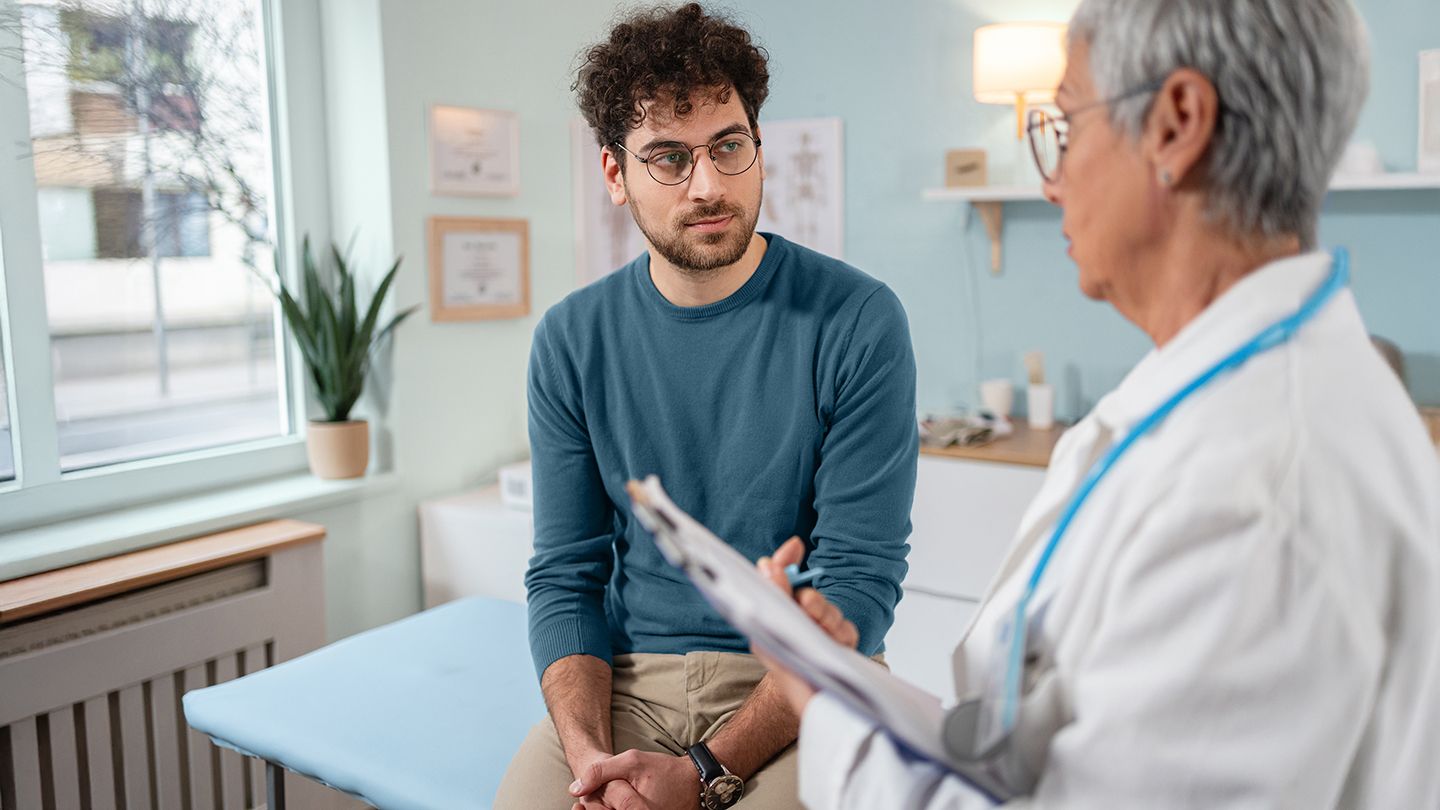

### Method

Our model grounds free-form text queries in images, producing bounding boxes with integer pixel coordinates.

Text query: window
[0,0,320,531]
[1,337,13,484]
[17,0,287,474]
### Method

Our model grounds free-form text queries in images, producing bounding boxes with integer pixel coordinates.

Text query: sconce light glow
[973,22,1068,139]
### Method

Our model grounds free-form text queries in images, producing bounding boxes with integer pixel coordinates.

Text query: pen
[784,564,826,589]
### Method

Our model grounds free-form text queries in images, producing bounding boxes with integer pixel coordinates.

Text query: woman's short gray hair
[1069,0,1370,248]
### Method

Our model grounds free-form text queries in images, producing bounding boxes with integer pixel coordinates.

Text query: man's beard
[626,182,762,276]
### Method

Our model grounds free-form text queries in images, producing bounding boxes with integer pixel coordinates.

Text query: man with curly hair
[495,5,918,808]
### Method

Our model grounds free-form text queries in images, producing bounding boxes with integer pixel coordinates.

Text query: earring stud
[1160,168,1174,186]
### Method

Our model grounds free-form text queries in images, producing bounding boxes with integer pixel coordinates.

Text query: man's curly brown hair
[574,3,770,160]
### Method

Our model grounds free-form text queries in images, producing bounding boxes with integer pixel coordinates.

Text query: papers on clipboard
[625,475,1009,798]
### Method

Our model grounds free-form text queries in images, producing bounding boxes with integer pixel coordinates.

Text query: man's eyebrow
[707,122,752,141]
[634,122,752,156]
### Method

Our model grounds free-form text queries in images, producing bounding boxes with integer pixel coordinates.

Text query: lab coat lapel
[953,415,1116,660]
[948,417,1113,699]
[981,418,1114,604]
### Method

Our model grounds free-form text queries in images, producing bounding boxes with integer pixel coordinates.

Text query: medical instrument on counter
[941,248,1352,796]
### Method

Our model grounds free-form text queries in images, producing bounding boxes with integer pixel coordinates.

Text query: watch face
[705,774,745,809]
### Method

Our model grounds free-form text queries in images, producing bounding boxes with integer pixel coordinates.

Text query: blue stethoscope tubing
[998,248,1352,730]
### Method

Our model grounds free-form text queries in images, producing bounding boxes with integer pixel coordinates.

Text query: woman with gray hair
[752,0,1440,806]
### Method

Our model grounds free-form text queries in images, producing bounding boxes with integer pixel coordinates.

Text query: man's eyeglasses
[612,132,762,186]
[1026,80,1164,183]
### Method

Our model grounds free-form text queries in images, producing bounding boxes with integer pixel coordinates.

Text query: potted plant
[259,237,417,479]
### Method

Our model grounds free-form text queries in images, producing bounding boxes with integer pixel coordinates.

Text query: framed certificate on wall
[427,217,530,321]
[429,105,521,196]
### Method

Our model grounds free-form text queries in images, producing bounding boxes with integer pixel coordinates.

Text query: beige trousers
[493,652,801,810]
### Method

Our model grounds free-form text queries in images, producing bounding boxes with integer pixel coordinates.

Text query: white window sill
[0,471,399,581]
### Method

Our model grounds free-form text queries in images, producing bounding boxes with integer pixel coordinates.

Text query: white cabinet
[884,590,976,703]
[906,456,1045,601]
[884,455,1046,701]
[418,485,533,607]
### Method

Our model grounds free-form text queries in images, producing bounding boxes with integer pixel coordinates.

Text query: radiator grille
[2,643,271,810]
[1,539,323,810]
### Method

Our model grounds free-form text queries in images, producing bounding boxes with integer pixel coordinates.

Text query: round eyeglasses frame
[611,132,762,186]
[1025,80,1165,183]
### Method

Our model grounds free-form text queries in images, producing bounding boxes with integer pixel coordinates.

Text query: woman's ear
[1142,68,1219,188]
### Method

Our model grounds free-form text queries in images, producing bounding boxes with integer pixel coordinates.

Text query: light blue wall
[372,0,617,502]
[723,0,1440,417]
[308,0,1438,634]
[302,0,621,635]
[353,0,1439,429]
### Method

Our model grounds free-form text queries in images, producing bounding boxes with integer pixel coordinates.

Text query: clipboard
[625,476,1013,800]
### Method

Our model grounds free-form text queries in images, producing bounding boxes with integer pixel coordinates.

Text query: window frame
[0,0,330,534]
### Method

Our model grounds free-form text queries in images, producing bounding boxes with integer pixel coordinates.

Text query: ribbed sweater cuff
[824,589,888,657]
[530,613,613,680]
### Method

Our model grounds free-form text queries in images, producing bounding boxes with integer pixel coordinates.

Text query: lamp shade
[973,22,1068,104]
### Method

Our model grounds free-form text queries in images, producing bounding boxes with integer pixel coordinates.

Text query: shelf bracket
[974,201,1004,275]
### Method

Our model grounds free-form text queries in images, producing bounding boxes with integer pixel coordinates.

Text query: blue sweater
[525,234,918,679]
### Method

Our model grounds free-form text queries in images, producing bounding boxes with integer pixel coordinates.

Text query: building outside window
[8,0,288,476]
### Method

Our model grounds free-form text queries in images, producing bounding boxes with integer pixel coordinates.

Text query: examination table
[183,596,544,809]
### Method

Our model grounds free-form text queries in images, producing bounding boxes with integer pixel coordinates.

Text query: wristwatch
[686,742,745,809]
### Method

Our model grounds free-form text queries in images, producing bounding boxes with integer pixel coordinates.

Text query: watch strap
[687,741,725,783]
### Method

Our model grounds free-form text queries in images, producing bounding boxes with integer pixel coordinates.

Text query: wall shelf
[925,172,1440,273]
[922,185,1048,203]
[1329,173,1440,191]
[925,172,1440,203]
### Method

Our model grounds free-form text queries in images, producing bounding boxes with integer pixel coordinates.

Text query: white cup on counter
[980,378,1014,418]
[1028,383,1055,430]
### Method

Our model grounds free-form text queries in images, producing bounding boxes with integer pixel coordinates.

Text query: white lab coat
[799,252,1440,809]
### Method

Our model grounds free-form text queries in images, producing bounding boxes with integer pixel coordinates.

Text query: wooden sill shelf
[0,519,326,624]
[921,419,1065,469]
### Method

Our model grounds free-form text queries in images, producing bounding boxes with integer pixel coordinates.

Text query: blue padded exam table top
[183,597,545,810]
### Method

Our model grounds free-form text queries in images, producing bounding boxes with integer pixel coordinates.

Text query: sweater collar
[635,233,784,321]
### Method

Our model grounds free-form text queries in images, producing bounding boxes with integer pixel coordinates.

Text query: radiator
[0,536,324,810]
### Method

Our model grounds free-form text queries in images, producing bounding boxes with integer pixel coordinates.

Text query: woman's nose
[1042,174,1063,207]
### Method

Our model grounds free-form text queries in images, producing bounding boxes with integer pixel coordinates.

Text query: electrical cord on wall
[959,203,986,411]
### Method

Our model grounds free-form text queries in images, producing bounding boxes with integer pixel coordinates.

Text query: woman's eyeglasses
[1025,80,1165,183]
